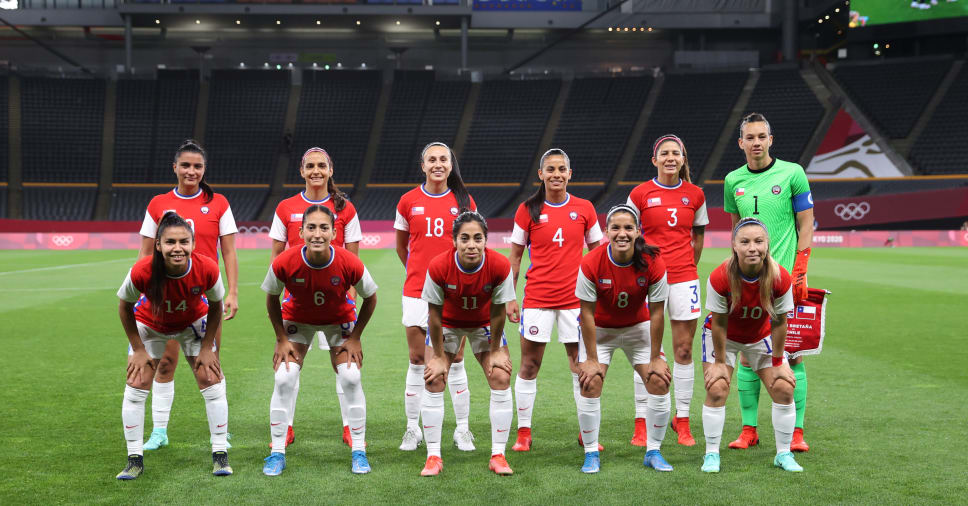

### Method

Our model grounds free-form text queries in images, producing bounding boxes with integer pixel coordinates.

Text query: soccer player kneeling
[261,204,378,476]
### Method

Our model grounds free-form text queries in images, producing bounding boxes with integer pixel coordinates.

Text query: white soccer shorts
[700,325,784,371]
[133,316,209,360]
[519,307,580,344]
[283,320,356,350]
[401,295,429,328]
[426,326,508,355]
[578,321,666,366]
[666,279,703,321]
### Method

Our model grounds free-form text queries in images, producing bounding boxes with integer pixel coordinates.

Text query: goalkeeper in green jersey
[722,113,815,452]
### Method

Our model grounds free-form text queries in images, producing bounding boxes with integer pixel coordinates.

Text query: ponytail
[422,142,472,212]
[605,204,659,272]
[147,211,195,319]
[302,147,348,212]
[174,139,213,203]
[652,134,691,184]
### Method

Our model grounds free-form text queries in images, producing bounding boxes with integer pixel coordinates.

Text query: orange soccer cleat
[728,425,759,449]
[630,418,648,447]
[671,417,696,446]
[511,427,532,452]
[791,428,810,452]
[578,431,604,452]
[269,425,295,449]
[488,454,514,476]
[420,456,443,477]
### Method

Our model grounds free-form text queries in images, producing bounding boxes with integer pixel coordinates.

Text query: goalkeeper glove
[792,247,811,303]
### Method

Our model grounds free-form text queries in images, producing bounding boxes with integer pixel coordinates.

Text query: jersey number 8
[616,291,629,308]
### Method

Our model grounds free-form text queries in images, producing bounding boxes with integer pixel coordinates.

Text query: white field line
[0,257,133,276]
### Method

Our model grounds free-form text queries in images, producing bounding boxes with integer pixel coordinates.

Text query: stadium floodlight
[316,20,321,25]
[818,19,823,23]
[276,20,281,25]
[361,63,367,68]
[825,15,830,19]
[608,27,613,31]
[240,62,245,68]
[435,20,440,26]
[873,43,879,48]
[324,64,330,70]
[155,19,160,24]
[236,20,241,25]
[337,62,342,68]
[835,7,840,12]
[396,20,401,25]
[195,19,200,24]
[276,64,282,70]
[356,20,361,26]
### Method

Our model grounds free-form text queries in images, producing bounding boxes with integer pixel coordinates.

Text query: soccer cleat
[488,454,514,476]
[671,417,696,446]
[420,456,443,476]
[701,452,721,473]
[270,425,295,449]
[116,455,144,480]
[774,451,804,472]
[643,450,673,472]
[578,432,604,452]
[143,428,168,450]
[791,428,810,452]
[511,427,532,452]
[399,427,423,451]
[630,418,648,447]
[351,450,371,474]
[212,451,233,476]
[453,427,476,451]
[262,452,286,476]
[581,451,601,474]
[728,425,759,449]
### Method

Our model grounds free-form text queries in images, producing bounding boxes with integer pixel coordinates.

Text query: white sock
[270,363,300,454]
[200,381,229,453]
[289,374,299,426]
[448,361,470,430]
[772,402,796,454]
[337,363,366,452]
[150,380,174,430]
[336,376,348,427]
[489,388,513,455]
[421,390,445,458]
[576,395,601,453]
[122,385,149,456]
[645,393,671,452]
[702,404,725,454]
[514,376,537,429]
[673,361,694,418]
[571,372,581,414]
[405,363,425,429]
[633,373,648,419]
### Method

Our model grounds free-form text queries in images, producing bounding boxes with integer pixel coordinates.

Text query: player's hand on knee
[647,358,672,388]
[704,362,730,391]
[342,337,363,369]
[127,349,155,385]
[487,351,513,378]
[773,362,796,389]
[424,355,448,383]
[578,359,603,390]
[195,348,221,383]
[273,340,299,371]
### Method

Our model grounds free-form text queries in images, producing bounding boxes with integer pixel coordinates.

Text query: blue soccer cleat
[144,428,168,450]
[116,455,144,480]
[643,450,673,472]
[351,450,371,474]
[263,452,286,476]
[701,452,721,473]
[581,451,601,474]
[773,451,803,472]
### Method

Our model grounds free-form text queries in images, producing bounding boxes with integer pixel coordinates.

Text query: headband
[539,148,571,169]
[653,135,685,158]
[421,142,451,159]
[301,147,331,167]
[732,217,770,240]
[606,204,640,227]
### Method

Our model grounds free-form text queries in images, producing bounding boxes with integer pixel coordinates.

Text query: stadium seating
[714,68,825,179]
[23,187,98,220]
[625,71,748,183]
[204,70,290,184]
[909,64,968,175]
[107,187,159,221]
[216,187,269,222]
[417,80,471,165]
[833,58,951,139]
[599,185,635,210]
[468,187,517,218]
[552,76,653,182]
[287,70,382,185]
[21,77,105,183]
[114,71,200,183]
[348,187,410,221]
[461,79,561,183]
[0,76,7,182]
[0,188,6,219]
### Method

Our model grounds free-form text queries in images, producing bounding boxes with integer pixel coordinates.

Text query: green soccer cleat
[144,428,168,450]
[701,453,720,473]
[212,451,233,476]
[773,451,803,472]
[116,455,144,480]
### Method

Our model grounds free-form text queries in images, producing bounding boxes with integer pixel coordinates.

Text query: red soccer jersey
[261,245,378,326]
[140,189,238,263]
[394,185,477,298]
[269,192,362,249]
[117,253,224,334]
[422,248,516,329]
[704,261,794,344]
[627,178,708,283]
[575,245,669,329]
[510,194,603,309]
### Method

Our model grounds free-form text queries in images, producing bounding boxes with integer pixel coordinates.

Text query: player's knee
[647,373,670,394]
[584,375,603,397]
[274,364,300,392]
[770,378,795,403]
[488,369,511,390]
[337,363,362,389]
[425,376,446,392]
[518,356,542,379]
[707,380,729,403]
[674,346,692,363]
[409,350,426,365]
[156,356,177,378]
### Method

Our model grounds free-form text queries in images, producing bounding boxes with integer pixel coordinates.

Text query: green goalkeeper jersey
[723,158,814,270]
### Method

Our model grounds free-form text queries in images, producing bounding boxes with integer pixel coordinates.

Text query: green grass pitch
[852,0,968,26]
[1,247,966,503]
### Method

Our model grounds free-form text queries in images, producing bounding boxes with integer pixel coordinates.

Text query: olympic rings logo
[237,225,271,235]
[834,202,870,221]
[359,235,382,247]
[51,235,74,247]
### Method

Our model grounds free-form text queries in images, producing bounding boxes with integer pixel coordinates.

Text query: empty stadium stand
[23,187,98,220]
[348,187,410,221]
[21,78,105,183]
[0,76,7,182]
[108,186,268,222]
[0,188,6,219]
[910,64,968,175]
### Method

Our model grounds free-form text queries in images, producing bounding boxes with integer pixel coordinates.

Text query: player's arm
[219,233,240,320]
[729,213,740,229]
[505,242,525,323]
[792,192,815,302]
[485,301,513,377]
[577,300,602,390]
[265,293,298,370]
[705,311,731,390]
[193,299,224,383]
[343,268,378,368]
[692,226,705,264]
[395,230,409,266]
[769,312,795,387]
[138,237,154,260]
[270,240,286,260]
[424,302,449,383]
[119,299,154,384]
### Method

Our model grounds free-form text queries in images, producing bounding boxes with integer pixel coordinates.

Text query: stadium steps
[699,69,758,183]
[350,75,394,209]
[498,78,572,217]
[894,59,964,159]
[6,74,23,219]
[452,81,480,157]
[259,82,304,222]
[598,73,665,210]
[799,67,842,168]
[94,81,117,220]
[811,60,914,176]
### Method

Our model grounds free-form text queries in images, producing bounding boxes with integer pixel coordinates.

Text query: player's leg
[401,296,428,450]
[419,335,456,476]
[329,326,369,474]
[731,352,762,449]
[513,308,553,451]
[789,355,810,452]
[212,323,230,449]
[118,327,163,480]
[145,339,180,450]
[574,338,604,474]
[182,324,231,476]
[629,323,673,472]
[263,329,309,476]
[472,330,514,475]
[698,325,736,473]
[450,337,474,451]
[752,346,801,472]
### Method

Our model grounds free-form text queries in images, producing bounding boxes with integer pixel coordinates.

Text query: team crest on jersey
[450,207,458,216]
[200,206,210,214]
[569,211,578,220]
[483,284,492,293]
[772,185,781,195]
[529,326,539,336]
[330,276,341,286]
[287,325,298,335]
[191,286,202,295]
[681,197,690,206]
[637,276,647,287]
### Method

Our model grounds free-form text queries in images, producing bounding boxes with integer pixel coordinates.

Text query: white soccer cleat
[453,428,476,451]
[399,427,423,451]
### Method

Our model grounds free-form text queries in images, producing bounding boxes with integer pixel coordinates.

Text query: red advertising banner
[813,188,968,229]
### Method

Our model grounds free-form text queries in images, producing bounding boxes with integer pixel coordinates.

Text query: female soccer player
[261,205,378,476]
[627,135,708,447]
[419,212,517,476]
[116,212,230,480]
[505,148,603,452]
[394,142,477,452]
[268,147,363,449]
[574,205,671,474]
[698,217,801,473]
[137,140,239,451]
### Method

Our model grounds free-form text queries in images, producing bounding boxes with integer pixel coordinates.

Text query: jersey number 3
[666,208,678,227]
